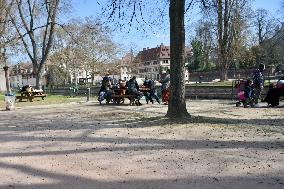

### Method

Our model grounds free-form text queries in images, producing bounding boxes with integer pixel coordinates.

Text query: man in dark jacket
[98,73,113,103]
[127,76,143,105]
[252,64,265,107]
[143,77,160,104]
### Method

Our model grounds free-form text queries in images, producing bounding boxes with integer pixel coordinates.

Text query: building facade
[136,44,190,81]
[119,53,135,81]
[9,63,48,89]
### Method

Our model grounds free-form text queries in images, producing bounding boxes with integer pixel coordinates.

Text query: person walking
[143,76,160,104]
[252,63,265,107]
[159,70,170,105]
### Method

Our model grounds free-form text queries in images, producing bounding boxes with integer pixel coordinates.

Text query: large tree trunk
[219,62,228,81]
[167,0,190,118]
[35,72,42,89]
[34,63,42,89]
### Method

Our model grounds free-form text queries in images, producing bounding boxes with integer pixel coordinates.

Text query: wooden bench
[108,94,137,105]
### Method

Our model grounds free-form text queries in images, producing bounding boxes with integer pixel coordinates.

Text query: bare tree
[194,20,214,70]
[50,18,118,86]
[0,0,15,65]
[204,0,251,81]
[9,0,60,89]
[254,8,278,45]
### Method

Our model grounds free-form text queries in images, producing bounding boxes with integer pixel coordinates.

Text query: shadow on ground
[0,161,283,189]
[0,102,283,189]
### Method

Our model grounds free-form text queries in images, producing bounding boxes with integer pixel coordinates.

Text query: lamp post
[3,65,11,94]
[1,49,11,94]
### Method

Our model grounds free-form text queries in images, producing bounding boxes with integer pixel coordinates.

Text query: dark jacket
[127,79,139,92]
[253,69,264,89]
[143,79,155,90]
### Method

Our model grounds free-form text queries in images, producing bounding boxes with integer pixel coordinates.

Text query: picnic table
[139,86,150,94]
[16,90,47,102]
[108,88,135,105]
[106,86,150,105]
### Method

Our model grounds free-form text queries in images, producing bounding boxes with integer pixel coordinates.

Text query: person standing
[252,63,265,107]
[143,76,160,104]
[159,70,170,105]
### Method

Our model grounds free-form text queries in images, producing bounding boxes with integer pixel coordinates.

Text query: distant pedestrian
[252,63,265,107]
[159,70,170,105]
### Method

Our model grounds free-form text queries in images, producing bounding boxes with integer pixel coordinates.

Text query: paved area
[0,100,283,189]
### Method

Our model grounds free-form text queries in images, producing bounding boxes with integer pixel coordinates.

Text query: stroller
[235,79,254,108]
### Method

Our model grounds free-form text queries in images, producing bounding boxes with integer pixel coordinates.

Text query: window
[163,60,168,64]
[144,62,151,66]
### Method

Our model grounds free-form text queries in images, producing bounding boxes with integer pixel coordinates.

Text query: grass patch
[0,94,4,102]
[188,81,233,87]
[0,94,82,108]
[188,80,275,87]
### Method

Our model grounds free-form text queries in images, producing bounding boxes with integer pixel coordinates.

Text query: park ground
[0,99,283,189]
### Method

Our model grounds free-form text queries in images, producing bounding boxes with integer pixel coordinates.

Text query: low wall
[189,67,275,82]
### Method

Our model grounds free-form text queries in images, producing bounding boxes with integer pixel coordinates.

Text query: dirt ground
[0,100,283,189]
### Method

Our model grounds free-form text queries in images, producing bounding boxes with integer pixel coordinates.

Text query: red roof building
[135,44,190,80]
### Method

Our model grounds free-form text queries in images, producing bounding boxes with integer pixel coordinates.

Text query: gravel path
[0,100,283,189]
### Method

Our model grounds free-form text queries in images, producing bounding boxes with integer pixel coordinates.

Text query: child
[243,79,253,108]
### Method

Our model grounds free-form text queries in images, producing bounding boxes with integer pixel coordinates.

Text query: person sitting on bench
[98,72,113,103]
[263,76,284,107]
[20,85,33,93]
[127,76,143,105]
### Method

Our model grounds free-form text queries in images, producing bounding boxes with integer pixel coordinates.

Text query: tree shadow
[0,103,283,188]
[0,161,282,189]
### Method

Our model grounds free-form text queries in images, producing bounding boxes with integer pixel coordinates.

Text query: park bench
[107,94,138,105]
[99,86,150,106]
[16,91,47,102]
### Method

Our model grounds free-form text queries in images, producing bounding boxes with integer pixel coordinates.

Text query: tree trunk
[35,72,42,89]
[65,61,68,86]
[167,0,190,118]
[219,63,228,81]
[217,0,230,81]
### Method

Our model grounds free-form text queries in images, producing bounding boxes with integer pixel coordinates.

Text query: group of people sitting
[264,76,284,107]
[98,70,171,105]
[20,85,44,93]
[238,64,284,108]
[20,85,33,93]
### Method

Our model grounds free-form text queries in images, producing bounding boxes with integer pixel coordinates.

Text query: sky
[10,0,284,63]
[64,0,283,54]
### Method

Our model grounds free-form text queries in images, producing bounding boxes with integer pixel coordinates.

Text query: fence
[45,84,267,100]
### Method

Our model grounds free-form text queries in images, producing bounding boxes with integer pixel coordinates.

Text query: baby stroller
[235,79,254,108]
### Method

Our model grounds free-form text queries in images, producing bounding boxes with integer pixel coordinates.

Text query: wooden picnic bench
[16,91,47,102]
[108,94,138,105]
[99,86,151,106]
[104,87,145,105]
